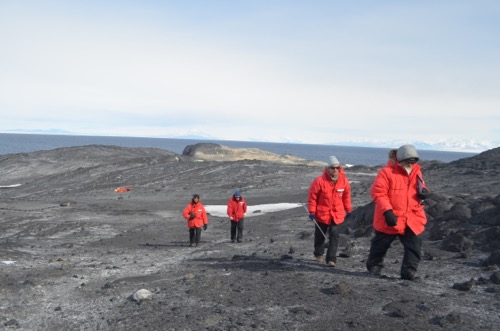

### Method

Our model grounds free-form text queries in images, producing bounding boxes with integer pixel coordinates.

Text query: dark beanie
[396,144,419,162]
[192,194,200,199]
[234,189,241,197]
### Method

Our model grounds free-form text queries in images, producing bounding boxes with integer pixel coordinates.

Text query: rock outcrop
[182,143,324,166]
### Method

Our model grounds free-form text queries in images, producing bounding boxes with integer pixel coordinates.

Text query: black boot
[401,269,418,280]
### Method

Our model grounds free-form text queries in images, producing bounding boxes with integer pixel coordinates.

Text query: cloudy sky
[1,1,499,151]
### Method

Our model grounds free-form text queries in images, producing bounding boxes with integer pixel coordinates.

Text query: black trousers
[366,228,422,277]
[313,221,340,263]
[189,227,202,244]
[230,218,244,241]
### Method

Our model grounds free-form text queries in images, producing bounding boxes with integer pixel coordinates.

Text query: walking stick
[301,202,328,240]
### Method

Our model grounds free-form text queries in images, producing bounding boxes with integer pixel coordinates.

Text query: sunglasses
[329,166,340,170]
[403,158,419,164]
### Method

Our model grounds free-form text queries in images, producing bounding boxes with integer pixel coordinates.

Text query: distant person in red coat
[366,144,430,280]
[308,156,352,267]
[182,194,208,247]
[227,189,247,243]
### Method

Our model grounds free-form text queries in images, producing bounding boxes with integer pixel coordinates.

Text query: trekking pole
[300,202,328,240]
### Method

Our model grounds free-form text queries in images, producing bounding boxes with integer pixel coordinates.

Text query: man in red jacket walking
[308,156,352,267]
[366,144,430,280]
[227,189,247,243]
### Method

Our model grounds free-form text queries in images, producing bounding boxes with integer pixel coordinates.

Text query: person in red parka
[308,156,352,267]
[182,194,208,247]
[366,144,430,280]
[226,189,247,243]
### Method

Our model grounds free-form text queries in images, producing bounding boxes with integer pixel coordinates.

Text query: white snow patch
[205,203,303,218]
[1,261,16,265]
[0,183,22,188]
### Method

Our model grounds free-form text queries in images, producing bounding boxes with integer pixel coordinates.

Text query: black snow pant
[313,221,340,263]
[189,227,202,245]
[230,218,244,242]
[366,227,422,278]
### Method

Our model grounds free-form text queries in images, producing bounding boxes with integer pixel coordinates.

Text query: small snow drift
[205,203,303,217]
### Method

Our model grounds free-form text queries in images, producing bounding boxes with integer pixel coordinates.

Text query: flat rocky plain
[1,143,499,331]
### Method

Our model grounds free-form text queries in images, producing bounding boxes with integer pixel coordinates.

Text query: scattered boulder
[4,319,20,328]
[469,195,500,226]
[490,271,500,284]
[472,226,500,252]
[132,289,153,303]
[332,282,352,295]
[425,196,454,219]
[346,202,374,237]
[428,220,460,241]
[452,279,475,291]
[441,232,474,253]
[484,250,500,267]
[430,312,462,327]
[470,198,496,217]
[441,204,471,222]
[382,300,413,318]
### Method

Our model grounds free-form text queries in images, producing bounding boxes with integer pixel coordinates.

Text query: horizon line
[0,130,489,154]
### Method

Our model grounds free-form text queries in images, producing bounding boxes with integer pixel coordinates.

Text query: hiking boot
[237,238,242,243]
[367,265,382,276]
[189,243,194,247]
[401,270,418,281]
[315,255,324,263]
[327,261,336,267]
[231,239,235,243]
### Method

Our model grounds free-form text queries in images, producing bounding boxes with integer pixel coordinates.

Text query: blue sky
[1,1,499,152]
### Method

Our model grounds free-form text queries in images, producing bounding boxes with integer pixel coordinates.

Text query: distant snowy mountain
[410,140,494,153]
[333,140,495,153]
[5,129,72,134]
[169,133,219,140]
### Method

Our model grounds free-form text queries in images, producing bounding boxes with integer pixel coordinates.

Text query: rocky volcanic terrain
[0,143,499,331]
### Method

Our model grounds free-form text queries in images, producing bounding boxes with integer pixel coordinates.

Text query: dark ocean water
[0,133,477,167]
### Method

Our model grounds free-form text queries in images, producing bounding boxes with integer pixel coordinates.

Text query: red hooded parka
[308,168,352,225]
[227,195,247,222]
[183,201,208,229]
[371,161,428,235]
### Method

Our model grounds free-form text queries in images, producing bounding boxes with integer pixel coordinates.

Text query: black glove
[189,212,196,220]
[384,210,397,227]
[418,188,430,200]
[203,224,207,230]
[308,214,316,221]
[345,213,351,218]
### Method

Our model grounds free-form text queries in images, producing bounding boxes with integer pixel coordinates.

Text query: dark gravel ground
[0,144,499,331]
